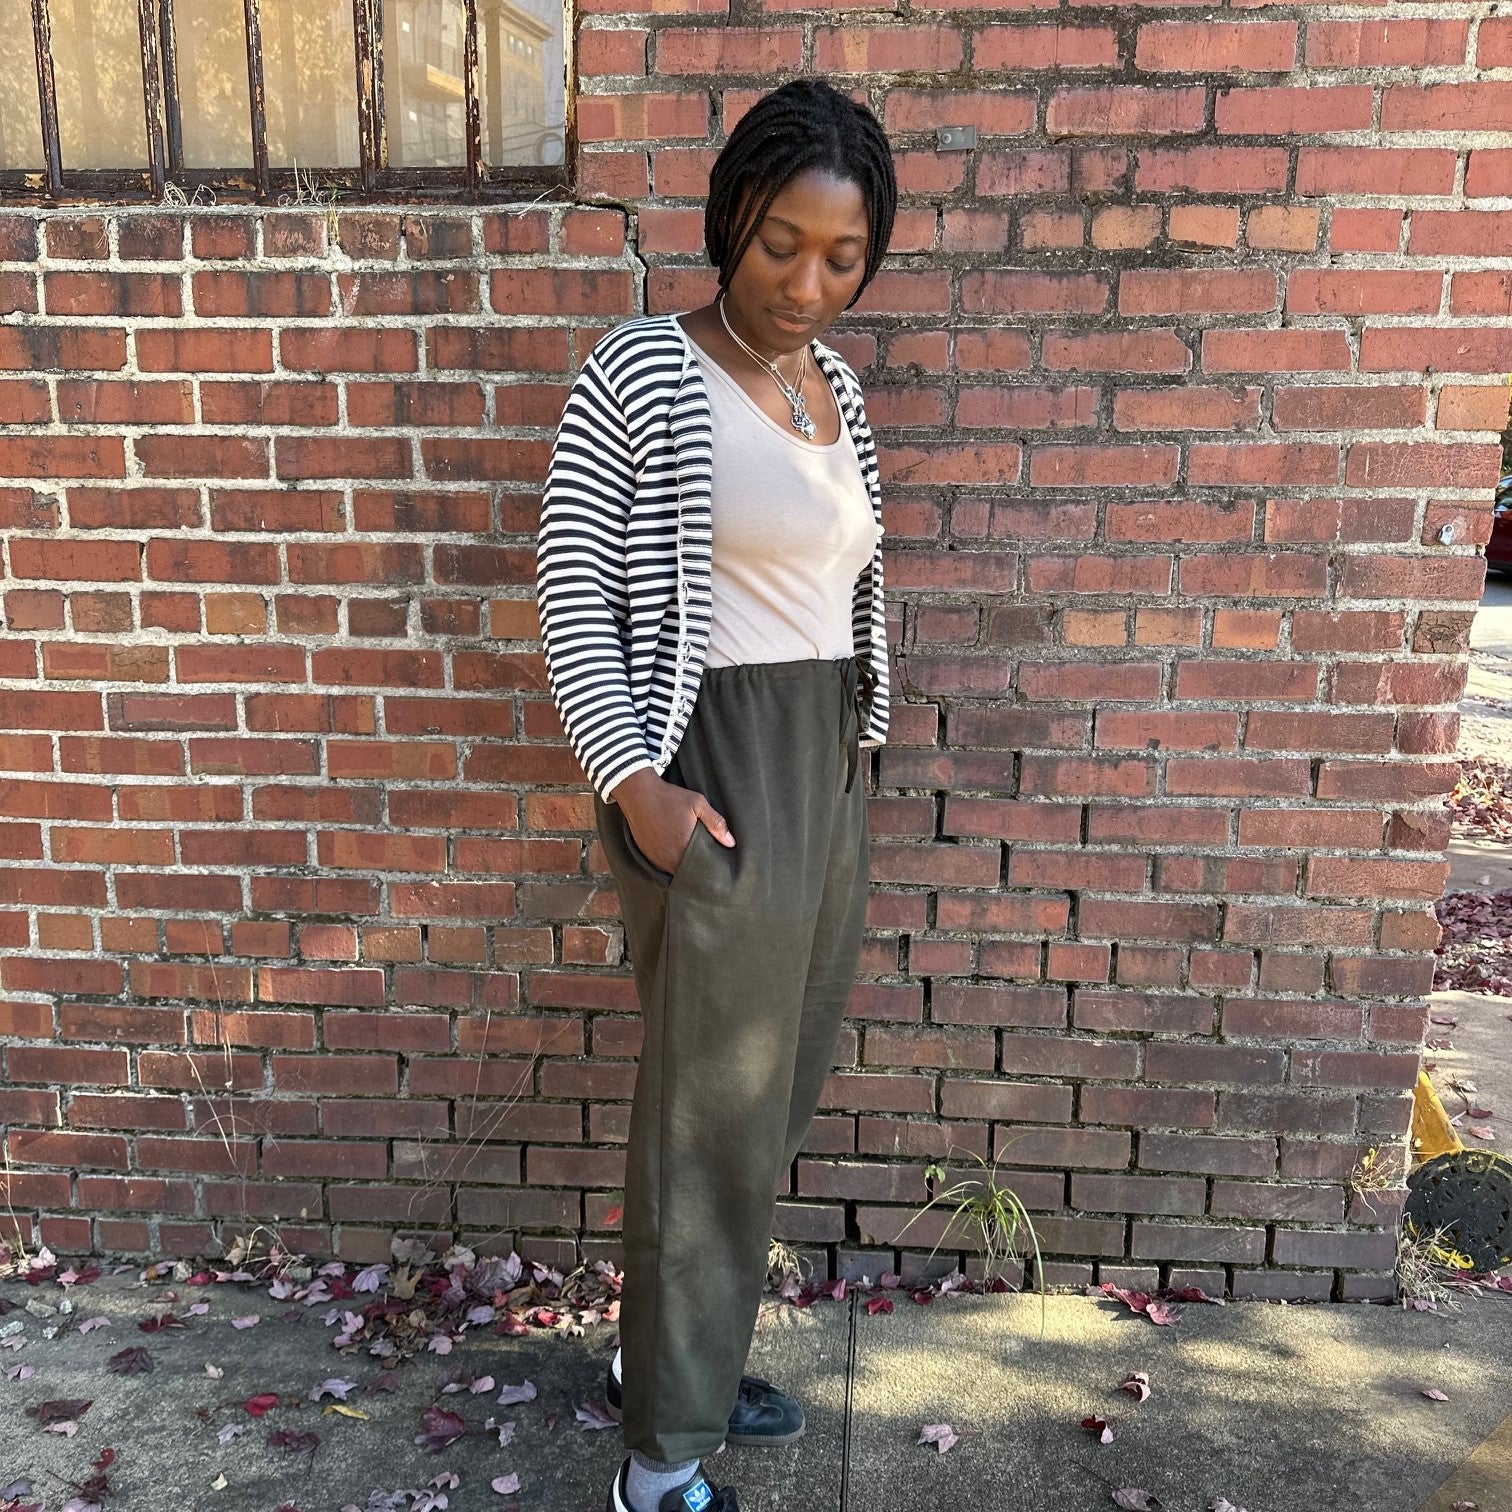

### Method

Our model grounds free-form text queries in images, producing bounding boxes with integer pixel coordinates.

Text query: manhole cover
[1405,1150,1512,1272]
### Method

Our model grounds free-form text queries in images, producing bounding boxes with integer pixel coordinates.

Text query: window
[0,0,570,203]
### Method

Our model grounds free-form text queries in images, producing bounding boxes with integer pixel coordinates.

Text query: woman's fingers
[698,802,735,848]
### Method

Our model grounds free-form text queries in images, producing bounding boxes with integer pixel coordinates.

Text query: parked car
[1488,471,1512,578]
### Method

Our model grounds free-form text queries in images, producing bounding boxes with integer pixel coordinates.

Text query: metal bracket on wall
[936,126,977,152]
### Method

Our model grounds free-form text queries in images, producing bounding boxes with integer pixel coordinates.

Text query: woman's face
[721,167,871,354]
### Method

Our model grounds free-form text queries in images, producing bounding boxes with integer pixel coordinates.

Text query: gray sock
[626,1451,701,1512]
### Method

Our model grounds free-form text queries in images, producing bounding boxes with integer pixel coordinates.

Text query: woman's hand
[613,769,735,877]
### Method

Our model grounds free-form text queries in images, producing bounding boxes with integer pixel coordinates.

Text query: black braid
[705,78,897,312]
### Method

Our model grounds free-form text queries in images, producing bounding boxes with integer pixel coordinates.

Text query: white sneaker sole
[607,1457,633,1512]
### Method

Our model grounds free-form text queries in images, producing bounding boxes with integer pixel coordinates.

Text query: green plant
[894,1137,1050,1332]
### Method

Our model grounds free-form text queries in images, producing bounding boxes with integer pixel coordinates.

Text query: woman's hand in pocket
[613,770,735,876]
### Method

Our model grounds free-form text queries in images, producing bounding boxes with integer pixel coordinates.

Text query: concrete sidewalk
[2,1267,1510,1512]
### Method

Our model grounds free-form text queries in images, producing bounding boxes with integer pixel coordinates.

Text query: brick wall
[2,7,1509,1301]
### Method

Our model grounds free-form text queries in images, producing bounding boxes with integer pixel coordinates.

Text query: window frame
[2,0,573,205]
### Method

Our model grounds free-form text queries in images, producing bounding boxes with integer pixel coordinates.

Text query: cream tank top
[684,323,883,668]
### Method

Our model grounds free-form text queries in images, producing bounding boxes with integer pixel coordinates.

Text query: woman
[536,76,897,1512]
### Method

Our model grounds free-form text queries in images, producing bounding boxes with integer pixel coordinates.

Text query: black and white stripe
[536,311,890,804]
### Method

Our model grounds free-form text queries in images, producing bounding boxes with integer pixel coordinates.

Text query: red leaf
[603,1205,624,1227]
[1081,1414,1114,1444]
[415,1403,467,1453]
[138,1312,185,1333]
[243,1393,281,1417]
[866,1294,894,1315]
[27,1398,92,1426]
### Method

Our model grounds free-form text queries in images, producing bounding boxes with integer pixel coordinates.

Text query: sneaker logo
[682,1483,713,1512]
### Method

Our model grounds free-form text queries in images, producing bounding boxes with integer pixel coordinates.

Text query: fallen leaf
[918,1423,957,1453]
[323,1403,371,1421]
[205,1363,224,1379]
[243,1393,281,1417]
[107,1346,154,1376]
[1422,1387,1450,1402]
[311,1379,356,1401]
[575,1400,616,1430]
[865,1294,893,1315]
[1119,1371,1151,1403]
[266,1427,319,1455]
[352,1265,389,1293]
[1082,1413,1114,1444]
[496,1380,537,1407]
[210,1472,227,1491]
[138,1312,185,1333]
[415,1404,467,1453]
[492,1473,521,1495]
[77,1316,109,1335]
[27,1398,92,1428]
[216,1424,245,1446]
[1113,1491,1162,1510]
[231,1316,259,1330]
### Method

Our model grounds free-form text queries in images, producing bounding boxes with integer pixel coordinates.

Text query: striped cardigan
[535,312,890,805]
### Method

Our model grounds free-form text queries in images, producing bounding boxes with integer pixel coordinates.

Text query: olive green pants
[592,654,870,1465]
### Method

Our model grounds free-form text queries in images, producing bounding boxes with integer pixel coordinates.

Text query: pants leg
[592,655,868,1467]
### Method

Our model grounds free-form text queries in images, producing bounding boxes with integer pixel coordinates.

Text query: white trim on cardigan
[536,311,890,804]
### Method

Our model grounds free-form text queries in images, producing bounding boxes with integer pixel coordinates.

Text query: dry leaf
[918,1423,957,1453]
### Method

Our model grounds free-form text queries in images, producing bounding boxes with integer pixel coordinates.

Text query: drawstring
[841,656,862,794]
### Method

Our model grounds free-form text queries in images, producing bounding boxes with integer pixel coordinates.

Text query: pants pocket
[622,809,708,890]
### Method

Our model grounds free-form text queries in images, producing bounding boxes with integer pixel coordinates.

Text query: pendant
[790,398,816,440]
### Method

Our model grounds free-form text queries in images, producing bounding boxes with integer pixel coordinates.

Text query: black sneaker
[605,1352,806,1447]
[605,1453,739,1512]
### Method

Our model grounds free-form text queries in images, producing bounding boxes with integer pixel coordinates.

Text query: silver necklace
[716,292,817,440]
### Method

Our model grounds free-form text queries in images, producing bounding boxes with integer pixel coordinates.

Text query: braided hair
[705,78,897,312]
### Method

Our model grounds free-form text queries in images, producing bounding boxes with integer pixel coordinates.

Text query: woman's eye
[762,244,858,275]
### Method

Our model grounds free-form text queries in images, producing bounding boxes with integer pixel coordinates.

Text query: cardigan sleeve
[535,351,657,805]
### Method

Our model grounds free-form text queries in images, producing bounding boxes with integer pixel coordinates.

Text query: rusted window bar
[353,0,378,193]
[138,0,167,198]
[159,0,185,177]
[463,0,481,196]
[30,0,63,197]
[370,0,388,173]
[243,0,269,197]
